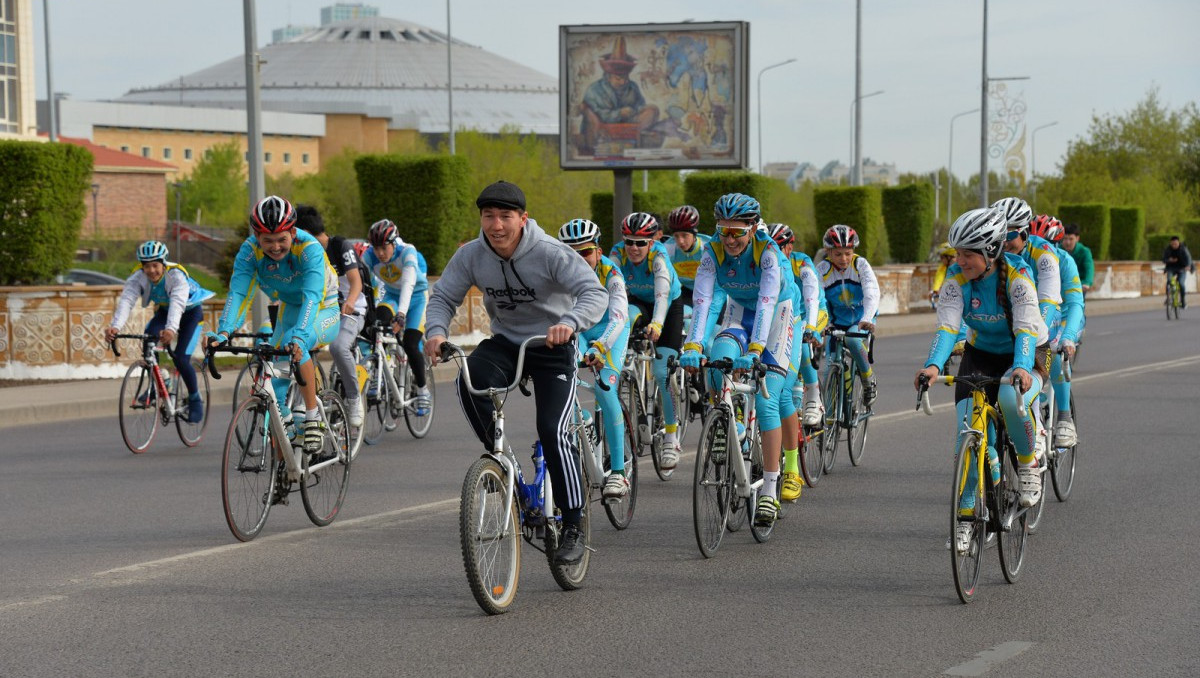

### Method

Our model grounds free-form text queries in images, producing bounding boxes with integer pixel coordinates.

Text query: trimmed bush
[1108,206,1145,260]
[1057,203,1110,261]
[590,191,676,253]
[813,186,887,262]
[683,171,773,230]
[881,183,935,263]
[0,140,94,285]
[355,154,473,274]
[1181,218,1200,248]
[1146,233,1181,261]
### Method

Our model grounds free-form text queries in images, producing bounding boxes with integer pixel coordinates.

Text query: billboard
[559,22,749,170]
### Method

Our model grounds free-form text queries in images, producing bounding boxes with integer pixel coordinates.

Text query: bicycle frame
[827,328,873,427]
[708,359,768,499]
[112,334,180,423]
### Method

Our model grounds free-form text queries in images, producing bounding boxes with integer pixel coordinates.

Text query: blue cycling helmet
[558,218,600,247]
[136,240,169,263]
[714,193,761,222]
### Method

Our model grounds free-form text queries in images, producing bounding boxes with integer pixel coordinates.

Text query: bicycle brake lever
[518,375,532,397]
[110,340,121,359]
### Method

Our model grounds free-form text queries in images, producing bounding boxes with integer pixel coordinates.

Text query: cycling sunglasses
[573,245,600,256]
[624,239,652,248]
[1005,229,1023,241]
[717,227,751,239]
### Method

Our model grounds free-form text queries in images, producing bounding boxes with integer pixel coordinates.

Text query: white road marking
[943,641,1034,676]
[7,354,1199,612]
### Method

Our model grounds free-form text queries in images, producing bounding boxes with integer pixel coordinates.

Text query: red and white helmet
[1029,214,1065,243]
[667,205,700,233]
[823,224,859,249]
[621,212,660,239]
[250,196,297,233]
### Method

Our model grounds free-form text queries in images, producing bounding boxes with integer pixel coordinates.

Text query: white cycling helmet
[991,196,1033,232]
[948,207,1008,260]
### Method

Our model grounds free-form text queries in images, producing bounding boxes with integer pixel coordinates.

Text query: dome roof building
[118,16,558,137]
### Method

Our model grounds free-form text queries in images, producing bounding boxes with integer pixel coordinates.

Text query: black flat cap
[476,180,526,211]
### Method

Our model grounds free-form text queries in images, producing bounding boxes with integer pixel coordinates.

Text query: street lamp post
[172,182,185,262]
[948,108,979,223]
[756,58,797,175]
[90,183,100,237]
[849,90,883,185]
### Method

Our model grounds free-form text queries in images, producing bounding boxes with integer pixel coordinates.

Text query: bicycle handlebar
[108,332,159,359]
[577,359,611,391]
[442,335,548,398]
[705,358,771,398]
[204,341,305,386]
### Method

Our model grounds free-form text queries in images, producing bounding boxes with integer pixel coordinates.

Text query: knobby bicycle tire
[459,456,520,615]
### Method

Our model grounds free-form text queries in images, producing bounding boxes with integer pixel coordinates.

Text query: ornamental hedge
[589,191,675,253]
[1057,203,1110,261]
[812,186,887,262]
[0,140,93,285]
[1180,218,1200,247]
[881,182,935,263]
[683,171,773,230]
[1146,233,1179,260]
[354,154,473,274]
[1108,206,1145,260]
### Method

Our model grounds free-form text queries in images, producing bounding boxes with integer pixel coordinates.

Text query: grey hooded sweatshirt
[426,219,608,343]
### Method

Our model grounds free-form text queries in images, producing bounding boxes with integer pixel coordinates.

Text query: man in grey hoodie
[425,181,608,565]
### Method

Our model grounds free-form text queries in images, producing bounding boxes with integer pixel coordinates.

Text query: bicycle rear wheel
[847,377,869,466]
[362,360,390,445]
[328,364,366,461]
[459,456,520,615]
[693,408,732,557]
[1051,393,1078,501]
[997,438,1029,584]
[603,409,639,530]
[819,367,841,474]
[951,434,986,604]
[222,397,277,542]
[301,391,352,527]
[404,357,435,438]
[118,362,159,454]
[175,360,211,447]
[548,459,591,590]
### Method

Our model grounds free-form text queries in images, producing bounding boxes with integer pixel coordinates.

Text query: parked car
[56,269,126,286]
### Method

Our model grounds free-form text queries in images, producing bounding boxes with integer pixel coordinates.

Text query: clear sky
[32,0,1200,181]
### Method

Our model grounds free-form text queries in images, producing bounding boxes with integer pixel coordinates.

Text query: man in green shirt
[1061,223,1095,293]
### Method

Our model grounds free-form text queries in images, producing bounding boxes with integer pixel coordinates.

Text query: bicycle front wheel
[603,409,639,530]
[800,423,824,488]
[669,364,689,441]
[118,362,159,454]
[231,362,253,414]
[693,408,732,557]
[301,390,352,527]
[997,438,1029,584]
[819,366,841,474]
[404,358,435,438]
[950,434,986,604]
[460,456,521,615]
[175,360,211,447]
[847,377,870,466]
[1051,393,1078,501]
[222,397,278,542]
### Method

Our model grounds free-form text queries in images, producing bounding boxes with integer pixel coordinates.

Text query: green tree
[179,140,247,228]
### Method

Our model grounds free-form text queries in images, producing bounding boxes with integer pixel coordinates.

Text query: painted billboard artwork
[560,23,747,170]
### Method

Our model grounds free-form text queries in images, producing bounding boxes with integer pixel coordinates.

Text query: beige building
[1,0,38,139]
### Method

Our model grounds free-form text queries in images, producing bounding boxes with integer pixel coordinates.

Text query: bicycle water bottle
[986,446,1001,485]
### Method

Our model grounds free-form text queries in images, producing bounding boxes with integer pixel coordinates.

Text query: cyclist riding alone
[424,180,607,566]
[1028,214,1086,448]
[681,192,798,527]
[295,204,371,428]
[1162,235,1192,309]
[766,222,823,503]
[558,218,633,499]
[816,224,880,406]
[609,211,686,471]
[914,207,1050,553]
[206,196,341,454]
[362,218,432,415]
[105,240,216,423]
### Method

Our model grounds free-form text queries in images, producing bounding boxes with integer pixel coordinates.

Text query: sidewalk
[0,297,1161,430]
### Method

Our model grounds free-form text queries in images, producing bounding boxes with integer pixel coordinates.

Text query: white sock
[763,471,780,499]
[305,407,319,423]
[664,432,677,445]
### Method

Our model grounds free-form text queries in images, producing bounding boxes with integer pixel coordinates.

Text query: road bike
[576,361,638,530]
[692,359,777,558]
[205,341,351,542]
[1040,348,1078,503]
[919,373,1032,604]
[231,332,326,414]
[110,333,210,454]
[1165,270,1182,320]
[796,335,827,488]
[620,328,672,480]
[331,322,436,448]
[443,336,592,615]
[817,328,874,474]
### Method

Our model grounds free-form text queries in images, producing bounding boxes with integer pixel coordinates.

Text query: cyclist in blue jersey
[767,223,828,503]
[105,240,216,423]
[914,208,1050,553]
[559,219,633,499]
[609,212,685,470]
[1028,215,1086,448]
[664,205,727,345]
[206,196,341,453]
[816,224,880,406]
[680,193,797,527]
[362,219,432,415]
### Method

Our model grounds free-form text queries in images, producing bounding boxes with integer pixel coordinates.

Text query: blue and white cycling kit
[578,254,631,474]
[666,233,725,345]
[1016,234,1064,330]
[1046,242,1085,414]
[362,238,429,332]
[818,254,879,379]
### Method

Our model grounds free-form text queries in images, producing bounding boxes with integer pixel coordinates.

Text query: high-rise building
[0,0,37,138]
[272,24,315,44]
[320,3,378,26]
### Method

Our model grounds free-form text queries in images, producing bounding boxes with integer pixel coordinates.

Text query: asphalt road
[2,308,1197,677]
